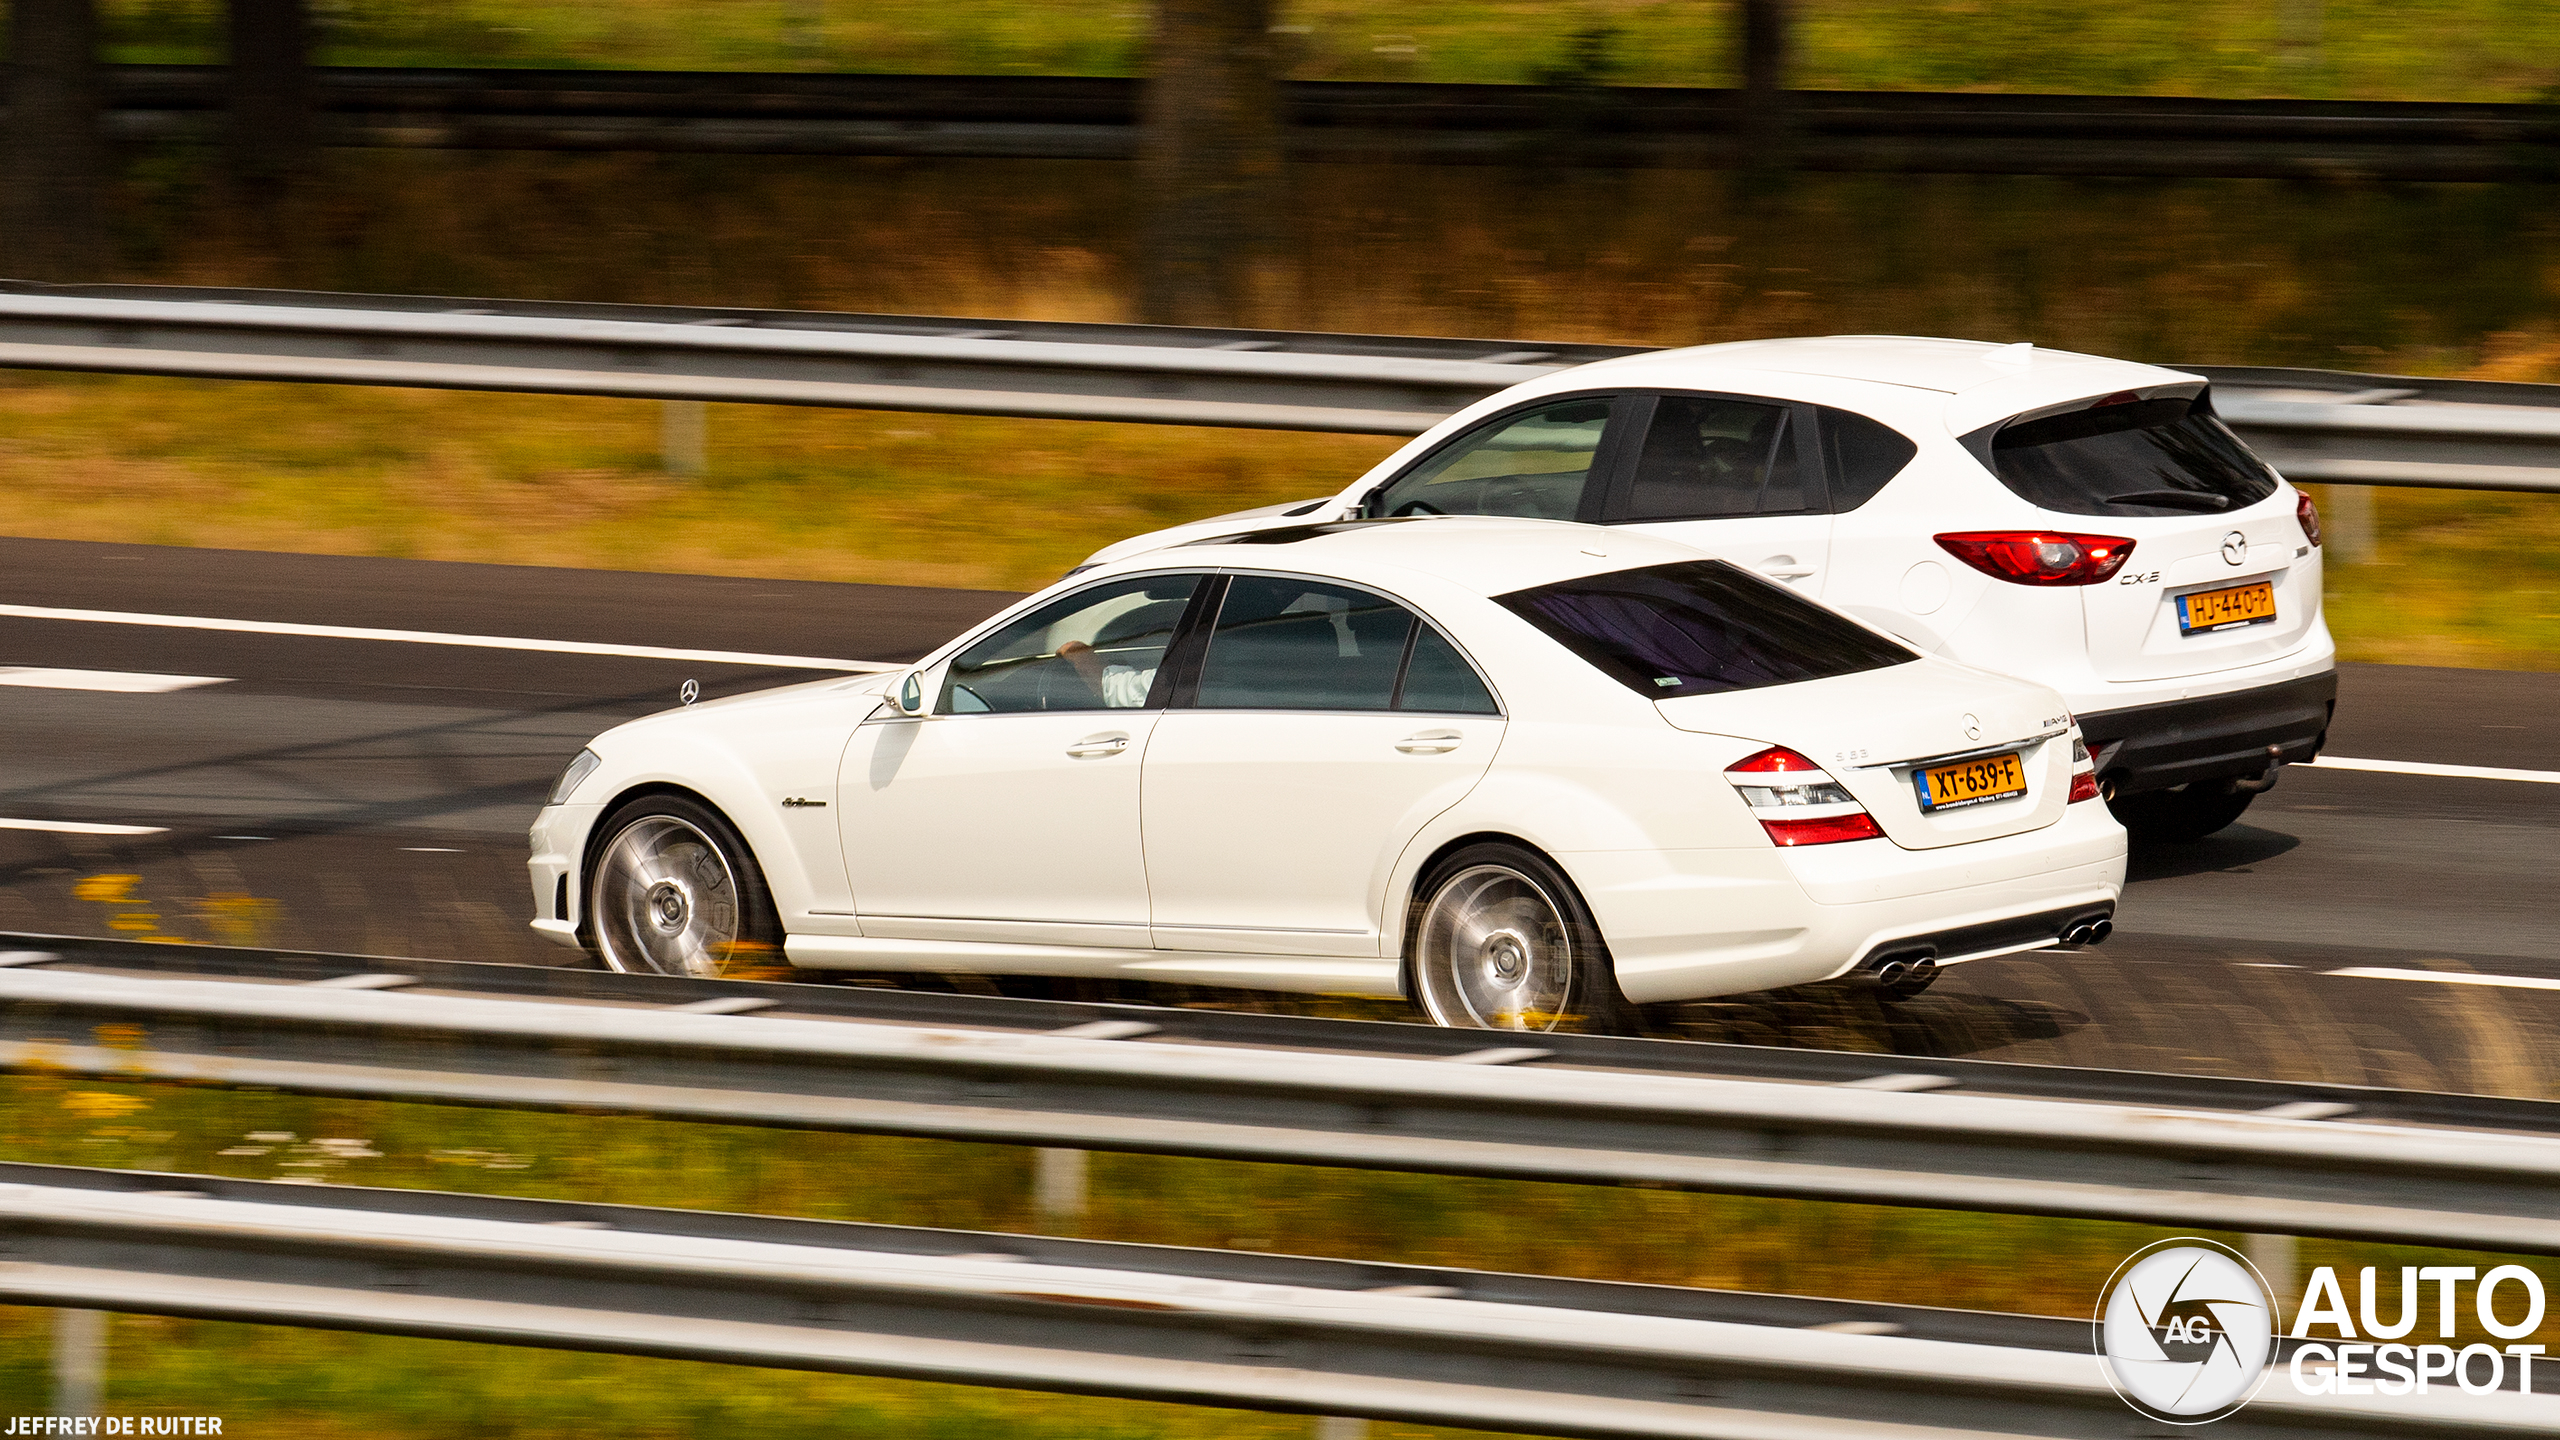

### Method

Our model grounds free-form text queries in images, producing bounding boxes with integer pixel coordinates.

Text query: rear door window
[1972,392,2278,517]
[1618,394,1811,520]
[1366,396,1621,523]
[1194,577,1416,710]
[1499,559,1915,699]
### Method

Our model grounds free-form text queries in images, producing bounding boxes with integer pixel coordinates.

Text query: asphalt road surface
[3,536,2554,1096]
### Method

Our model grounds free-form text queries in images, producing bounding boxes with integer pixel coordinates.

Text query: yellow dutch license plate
[1915,752,2028,813]
[2177,581,2277,635]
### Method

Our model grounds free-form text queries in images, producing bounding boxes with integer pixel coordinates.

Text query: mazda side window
[940,574,1203,714]
[1620,394,1809,521]
[1365,397,1617,523]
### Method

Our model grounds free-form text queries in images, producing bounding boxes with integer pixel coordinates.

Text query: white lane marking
[0,817,168,835]
[0,603,895,673]
[2306,755,2560,785]
[2327,966,2560,992]
[0,666,229,693]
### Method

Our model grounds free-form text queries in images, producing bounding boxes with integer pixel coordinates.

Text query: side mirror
[894,671,927,716]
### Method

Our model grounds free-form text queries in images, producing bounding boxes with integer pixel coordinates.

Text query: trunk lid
[2080,500,2318,681]
[1657,659,2076,850]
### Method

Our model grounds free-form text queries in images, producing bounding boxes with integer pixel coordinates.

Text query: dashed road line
[0,817,169,836]
[0,603,893,673]
[2306,755,2560,785]
[2326,966,2560,992]
[0,665,229,693]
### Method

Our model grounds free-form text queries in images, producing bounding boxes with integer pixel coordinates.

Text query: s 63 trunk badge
[1962,713,1982,741]
[2221,532,2248,565]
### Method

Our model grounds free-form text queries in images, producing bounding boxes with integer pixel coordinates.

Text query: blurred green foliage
[97,0,2560,103]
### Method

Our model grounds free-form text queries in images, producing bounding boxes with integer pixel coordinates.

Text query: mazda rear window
[1498,560,1916,699]
[1974,393,2278,518]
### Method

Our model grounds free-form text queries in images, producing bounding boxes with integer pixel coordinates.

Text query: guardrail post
[52,1307,104,1417]
[660,400,707,478]
[2322,482,2376,564]
[1036,1146,1088,1231]
[2248,1234,2298,1327]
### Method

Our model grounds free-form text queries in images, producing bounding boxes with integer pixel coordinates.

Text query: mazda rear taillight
[1934,531,2135,586]
[1724,746,1885,847]
[2296,491,2323,547]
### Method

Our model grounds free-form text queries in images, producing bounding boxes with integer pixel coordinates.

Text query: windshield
[1977,392,2278,518]
[1498,560,1916,700]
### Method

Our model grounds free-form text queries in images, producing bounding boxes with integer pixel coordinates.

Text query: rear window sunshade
[1969,392,2278,518]
[1498,559,1916,700]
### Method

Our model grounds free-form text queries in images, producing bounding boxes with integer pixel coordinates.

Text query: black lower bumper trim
[1858,903,2115,968]
[2077,671,2337,795]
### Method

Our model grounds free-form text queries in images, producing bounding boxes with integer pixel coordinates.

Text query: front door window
[1366,396,1619,523]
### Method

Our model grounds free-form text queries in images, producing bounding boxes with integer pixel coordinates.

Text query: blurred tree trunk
[1737,0,1792,169]
[229,0,313,185]
[3,0,106,280]
[1138,0,1283,327]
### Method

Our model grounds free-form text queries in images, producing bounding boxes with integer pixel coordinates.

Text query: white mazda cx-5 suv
[1077,336,2336,843]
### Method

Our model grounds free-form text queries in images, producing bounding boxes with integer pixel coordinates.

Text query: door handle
[1753,555,1817,580]
[1066,732,1131,758]
[1396,729,1463,754]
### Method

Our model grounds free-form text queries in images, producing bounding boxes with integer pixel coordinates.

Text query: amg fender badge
[780,796,826,808]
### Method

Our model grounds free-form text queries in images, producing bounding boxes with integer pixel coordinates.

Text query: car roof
[1090,516,1709,600]
[1528,334,2201,437]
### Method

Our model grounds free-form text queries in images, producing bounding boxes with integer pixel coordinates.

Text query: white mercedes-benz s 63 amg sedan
[530,519,2125,1031]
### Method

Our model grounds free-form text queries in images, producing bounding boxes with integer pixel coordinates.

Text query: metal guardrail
[6,946,2560,1255]
[2,282,2556,490]
[7,1161,2551,1439]
[0,282,1616,435]
[84,67,2560,181]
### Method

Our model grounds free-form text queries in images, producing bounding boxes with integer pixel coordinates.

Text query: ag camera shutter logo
[2096,1238,2275,1423]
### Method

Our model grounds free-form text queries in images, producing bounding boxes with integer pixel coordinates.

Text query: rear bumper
[2077,670,2336,795]
[1578,801,2125,1005]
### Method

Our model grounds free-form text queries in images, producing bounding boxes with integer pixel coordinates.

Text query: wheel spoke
[1416,863,1577,1032]
[589,814,746,979]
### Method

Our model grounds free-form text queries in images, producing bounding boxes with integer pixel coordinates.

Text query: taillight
[1724,746,1885,847]
[1761,812,1886,846]
[1934,531,2135,586]
[2296,491,2323,547]
[2066,721,2100,802]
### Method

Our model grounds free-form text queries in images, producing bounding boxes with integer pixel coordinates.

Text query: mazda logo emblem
[2222,532,2249,566]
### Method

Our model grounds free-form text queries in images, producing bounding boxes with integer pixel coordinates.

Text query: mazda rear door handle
[1396,729,1463,754]
[1066,733,1130,758]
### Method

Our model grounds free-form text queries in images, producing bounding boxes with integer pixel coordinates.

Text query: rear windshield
[1977,393,2278,518]
[1498,559,1916,700]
